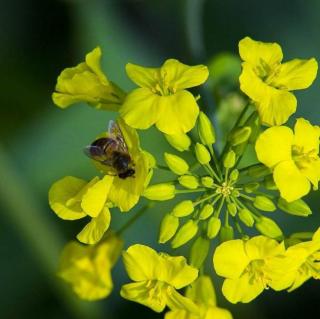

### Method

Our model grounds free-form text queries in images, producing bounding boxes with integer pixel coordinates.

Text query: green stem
[156,165,172,172]
[194,192,219,206]
[214,197,225,218]
[175,188,206,194]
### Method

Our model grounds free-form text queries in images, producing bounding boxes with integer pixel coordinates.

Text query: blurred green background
[1,0,320,318]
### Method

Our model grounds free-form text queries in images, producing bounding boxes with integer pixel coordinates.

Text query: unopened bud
[201,176,214,187]
[195,143,211,164]
[198,111,216,145]
[255,217,282,239]
[199,204,214,220]
[164,153,189,175]
[248,165,271,178]
[143,183,175,200]
[278,198,312,217]
[171,220,198,248]
[178,175,199,189]
[207,216,221,239]
[238,208,254,227]
[247,115,261,143]
[229,169,239,182]
[172,200,194,217]
[244,182,259,193]
[223,150,236,168]
[227,203,237,216]
[253,195,276,212]
[164,133,191,152]
[229,126,252,146]
[159,214,179,243]
[190,237,210,269]
[219,225,234,242]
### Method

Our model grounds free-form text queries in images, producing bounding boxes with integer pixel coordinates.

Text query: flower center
[245,259,269,288]
[216,182,234,197]
[292,145,318,169]
[152,71,176,96]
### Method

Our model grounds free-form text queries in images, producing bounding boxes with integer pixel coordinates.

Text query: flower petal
[155,90,199,134]
[186,276,216,307]
[294,118,320,153]
[126,63,160,89]
[255,126,293,168]
[274,160,311,202]
[300,159,320,188]
[205,307,233,319]
[85,47,109,85]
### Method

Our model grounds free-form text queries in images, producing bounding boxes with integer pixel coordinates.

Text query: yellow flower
[120,244,198,312]
[165,276,233,319]
[95,118,155,212]
[52,47,125,111]
[49,175,113,244]
[213,236,285,303]
[120,59,209,135]
[239,36,318,126]
[58,234,123,301]
[255,118,320,202]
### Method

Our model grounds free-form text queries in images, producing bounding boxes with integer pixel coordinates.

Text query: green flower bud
[172,200,194,217]
[227,203,237,216]
[248,165,271,178]
[198,111,216,145]
[238,208,254,227]
[278,198,312,217]
[232,189,240,197]
[195,143,211,165]
[253,195,276,212]
[247,114,261,144]
[255,217,282,239]
[143,183,175,201]
[229,169,239,182]
[229,126,252,146]
[199,204,214,220]
[159,214,179,243]
[178,175,199,189]
[164,133,191,152]
[244,182,260,193]
[223,150,236,168]
[190,237,210,269]
[219,225,234,242]
[263,175,277,190]
[201,176,214,187]
[171,220,198,248]
[207,216,221,239]
[164,153,189,175]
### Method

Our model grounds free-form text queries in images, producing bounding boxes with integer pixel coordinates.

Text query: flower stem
[175,188,206,194]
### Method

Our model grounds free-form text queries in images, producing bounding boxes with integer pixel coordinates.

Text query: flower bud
[253,195,276,212]
[172,200,194,217]
[159,214,179,243]
[195,143,211,164]
[164,153,189,175]
[223,150,236,168]
[178,175,199,189]
[255,217,282,239]
[171,220,198,248]
[199,204,214,220]
[207,217,221,239]
[238,208,254,227]
[227,203,237,216]
[190,237,210,268]
[244,182,259,193]
[219,225,234,242]
[248,165,271,178]
[198,111,216,145]
[229,169,239,182]
[278,198,312,217]
[229,126,252,146]
[201,176,214,187]
[164,133,191,152]
[143,183,175,200]
[247,115,261,144]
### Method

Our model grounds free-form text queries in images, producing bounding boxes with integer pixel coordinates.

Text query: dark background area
[1,0,320,318]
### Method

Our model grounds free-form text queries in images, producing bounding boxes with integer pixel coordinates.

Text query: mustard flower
[120,59,209,135]
[213,236,285,303]
[239,36,318,126]
[58,234,123,300]
[120,244,198,312]
[49,175,113,244]
[256,118,320,202]
[52,47,125,111]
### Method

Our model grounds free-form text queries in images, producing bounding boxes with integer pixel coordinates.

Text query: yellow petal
[213,240,250,279]
[76,207,111,244]
[166,287,199,314]
[122,244,160,281]
[255,126,293,168]
[165,310,196,319]
[294,118,320,153]
[205,307,233,319]
[49,176,87,220]
[155,90,199,134]
[85,47,109,85]
[271,58,318,90]
[300,159,320,188]
[186,276,216,307]
[274,160,311,202]
[161,59,209,90]
[81,175,113,217]
[239,37,283,68]
[120,87,160,130]
[126,63,160,89]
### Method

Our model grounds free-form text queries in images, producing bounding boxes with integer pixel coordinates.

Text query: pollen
[216,182,234,197]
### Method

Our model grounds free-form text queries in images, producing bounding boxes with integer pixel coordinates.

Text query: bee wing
[108,120,129,153]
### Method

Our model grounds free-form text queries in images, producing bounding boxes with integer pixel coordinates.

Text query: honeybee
[84,120,135,179]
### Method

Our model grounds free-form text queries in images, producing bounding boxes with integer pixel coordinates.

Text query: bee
[84,120,135,179]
